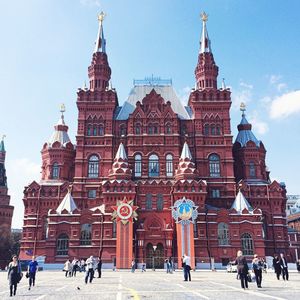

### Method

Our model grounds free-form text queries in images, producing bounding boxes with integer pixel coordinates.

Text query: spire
[200,12,212,53]
[0,135,5,153]
[48,104,72,147]
[235,103,260,147]
[0,135,7,186]
[231,190,253,214]
[221,78,226,90]
[195,12,218,90]
[108,143,132,180]
[56,188,78,214]
[88,11,111,91]
[180,142,193,160]
[94,11,106,53]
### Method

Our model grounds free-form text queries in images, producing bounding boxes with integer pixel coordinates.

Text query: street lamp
[152,245,157,271]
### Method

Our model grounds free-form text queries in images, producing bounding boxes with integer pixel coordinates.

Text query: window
[135,124,141,135]
[88,155,99,178]
[218,223,229,245]
[211,189,220,198]
[241,233,254,255]
[216,125,221,135]
[249,161,256,178]
[88,190,97,198]
[80,224,92,245]
[209,154,220,177]
[93,126,97,136]
[204,124,209,135]
[99,125,104,136]
[52,163,59,179]
[211,125,216,135]
[87,125,91,136]
[148,126,153,134]
[56,233,69,255]
[120,124,126,136]
[135,154,142,177]
[157,194,163,211]
[146,193,152,210]
[166,124,171,134]
[149,154,159,177]
[166,154,173,177]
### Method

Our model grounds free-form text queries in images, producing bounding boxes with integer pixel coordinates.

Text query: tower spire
[200,12,211,53]
[94,11,106,53]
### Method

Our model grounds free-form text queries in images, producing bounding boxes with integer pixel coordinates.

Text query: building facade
[0,138,14,268]
[20,13,290,267]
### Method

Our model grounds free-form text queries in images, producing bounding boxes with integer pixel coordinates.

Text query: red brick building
[20,13,290,267]
[0,138,14,268]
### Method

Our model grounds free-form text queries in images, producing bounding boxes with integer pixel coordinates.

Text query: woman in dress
[7,255,22,297]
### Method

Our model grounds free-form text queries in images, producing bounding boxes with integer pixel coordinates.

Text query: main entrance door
[145,243,164,269]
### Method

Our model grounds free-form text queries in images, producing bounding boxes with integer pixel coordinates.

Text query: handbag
[247,273,252,283]
[25,272,29,278]
[17,272,23,283]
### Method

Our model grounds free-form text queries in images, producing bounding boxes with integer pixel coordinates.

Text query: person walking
[64,259,72,277]
[166,259,171,273]
[97,258,102,278]
[141,261,146,272]
[27,256,38,290]
[252,254,263,288]
[279,253,289,281]
[71,258,78,277]
[273,254,281,280]
[131,259,135,273]
[7,255,22,297]
[85,256,95,284]
[169,257,174,273]
[234,250,249,289]
[183,254,191,281]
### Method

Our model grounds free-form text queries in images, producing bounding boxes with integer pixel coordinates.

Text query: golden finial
[240,102,246,113]
[98,11,106,23]
[200,11,208,22]
[60,103,66,114]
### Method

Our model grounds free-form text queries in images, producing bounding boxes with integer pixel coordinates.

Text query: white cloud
[249,114,269,135]
[268,74,288,92]
[269,90,300,119]
[80,0,101,7]
[277,83,287,92]
[231,81,253,110]
[6,158,41,228]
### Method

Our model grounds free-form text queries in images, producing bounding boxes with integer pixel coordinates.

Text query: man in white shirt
[280,253,289,281]
[183,254,191,281]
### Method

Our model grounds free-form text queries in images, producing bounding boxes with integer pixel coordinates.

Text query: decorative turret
[56,188,78,214]
[195,12,219,90]
[233,103,268,182]
[41,105,75,181]
[0,136,7,186]
[108,143,132,180]
[231,190,253,214]
[88,12,111,91]
[175,142,198,180]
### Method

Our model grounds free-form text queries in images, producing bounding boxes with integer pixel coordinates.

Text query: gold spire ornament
[60,103,66,114]
[200,11,208,22]
[98,11,106,23]
[240,102,246,112]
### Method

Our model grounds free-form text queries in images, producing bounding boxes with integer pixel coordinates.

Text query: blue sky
[0,0,299,228]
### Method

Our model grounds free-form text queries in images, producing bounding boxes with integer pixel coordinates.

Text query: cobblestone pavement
[0,269,299,299]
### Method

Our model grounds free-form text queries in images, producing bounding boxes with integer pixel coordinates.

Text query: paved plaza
[0,269,299,300]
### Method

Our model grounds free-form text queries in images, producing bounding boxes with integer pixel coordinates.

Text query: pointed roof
[231,190,253,213]
[180,142,193,160]
[56,190,78,214]
[115,143,127,160]
[94,12,106,53]
[235,103,261,148]
[48,105,72,147]
[200,12,212,53]
[0,136,5,152]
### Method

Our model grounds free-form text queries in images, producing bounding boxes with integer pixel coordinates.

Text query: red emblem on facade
[112,197,138,224]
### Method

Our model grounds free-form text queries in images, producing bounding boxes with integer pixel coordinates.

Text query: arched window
[149,154,159,177]
[87,125,91,136]
[153,125,158,134]
[134,154,142,177]
[56,233,69,256]
[148,125,153,134]
[209,154,220,177]
[88,155,99,178]
[99,125,104,136]
[166,154,173,177]
[120,124,126,136]
[241,233,254,255]
[80,224,92,245]
[146,193,152,210]
[135,124,141,135]
[216,125,221,135]
[218,223,229,245]
[166,123,172,134]
[93,126,97,136]
[204,124,209,135]
[52,163,59,179]
[211,125,216,135]
[249,161,256,178]
[157,194,163,211]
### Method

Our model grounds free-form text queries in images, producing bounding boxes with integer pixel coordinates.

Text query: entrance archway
[145,242,165,269]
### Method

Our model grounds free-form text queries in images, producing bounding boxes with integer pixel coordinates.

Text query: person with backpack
[7,255,22,297]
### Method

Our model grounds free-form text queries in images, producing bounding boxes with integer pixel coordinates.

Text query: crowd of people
[5,251,297,297]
